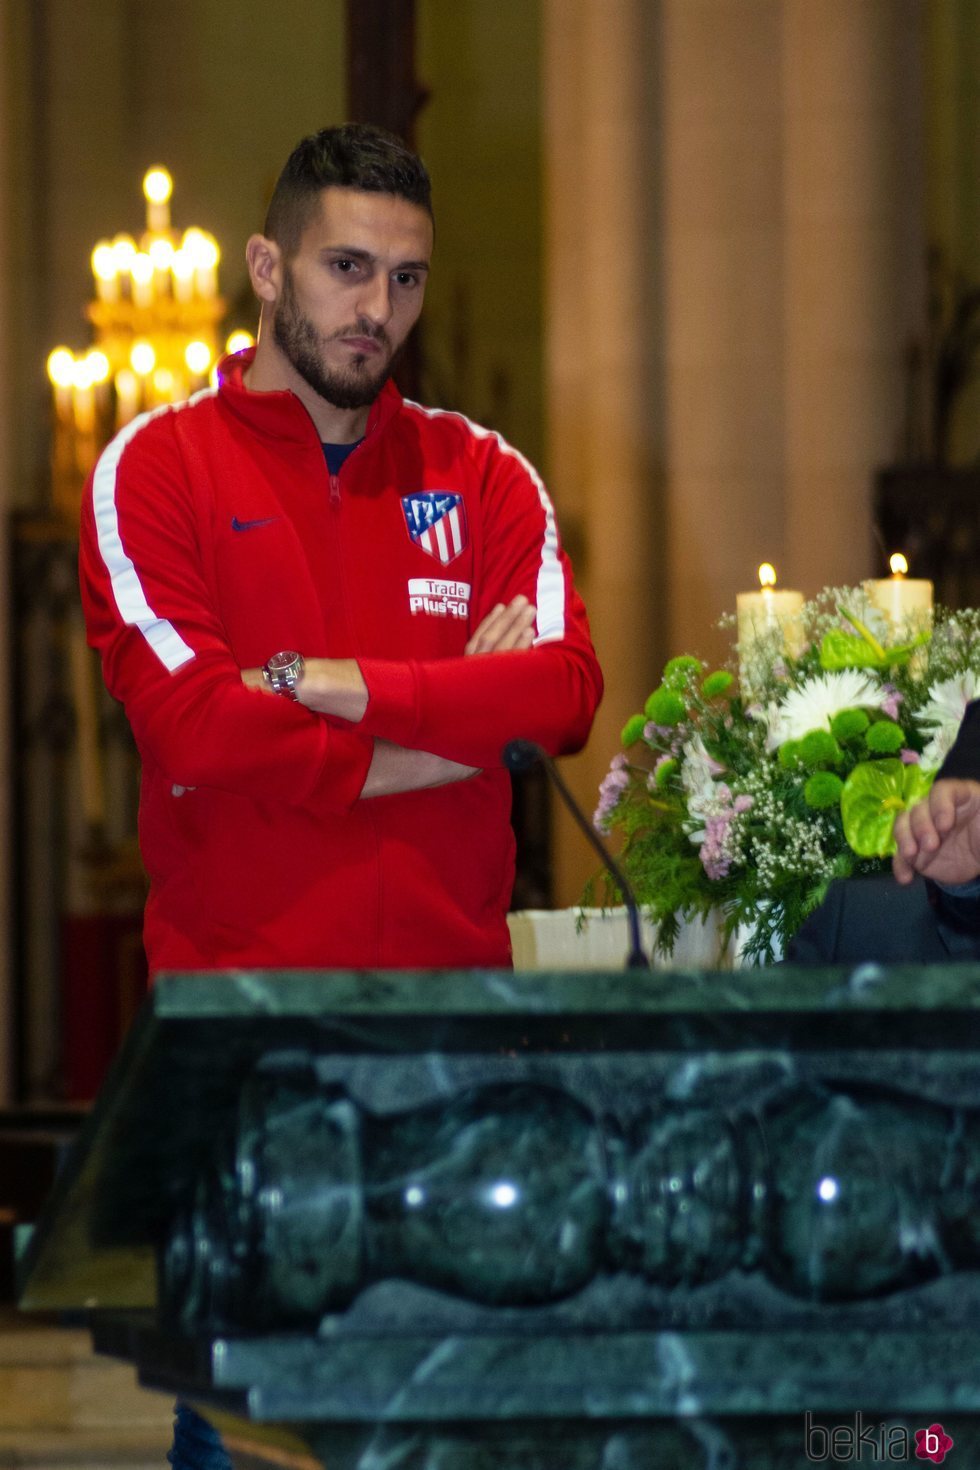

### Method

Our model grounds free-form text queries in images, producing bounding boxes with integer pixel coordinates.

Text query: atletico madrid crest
[402,492,468,566]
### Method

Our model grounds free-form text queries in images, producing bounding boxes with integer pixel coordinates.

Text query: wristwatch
[263,650,305,699]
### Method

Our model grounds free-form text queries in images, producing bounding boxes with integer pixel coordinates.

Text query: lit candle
[71,356,96,436]
[737,563,805,657]
[184,339,212,381]
[131,252,154,308]
[47,347,76,422]
[91,241,119,303]
[112,234,137,299]
[148,235,175,296]
[143,166,173,234]
[867,553,933,632]
[114,368,140,428]
[183,228,219,298]
[171,248,195,303]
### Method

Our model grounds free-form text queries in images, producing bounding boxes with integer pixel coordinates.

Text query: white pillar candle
[736,565,804,657]
[867,555,933,632]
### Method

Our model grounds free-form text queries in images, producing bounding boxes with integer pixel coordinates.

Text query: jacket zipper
[329,472,341,507]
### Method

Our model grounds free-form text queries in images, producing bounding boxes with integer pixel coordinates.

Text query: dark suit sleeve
[783,883,844,964]
[936,699,980,780]
[927,699,980,931]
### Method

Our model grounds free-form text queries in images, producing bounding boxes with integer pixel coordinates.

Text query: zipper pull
[329,472,341,507]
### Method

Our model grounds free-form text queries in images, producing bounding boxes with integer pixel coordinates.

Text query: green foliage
[864,720,905,754]
[620,713,646,747]
[655,757,678,788]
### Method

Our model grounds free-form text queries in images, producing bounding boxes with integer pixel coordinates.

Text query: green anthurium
[819,608,930,672]
[840,759,934,857]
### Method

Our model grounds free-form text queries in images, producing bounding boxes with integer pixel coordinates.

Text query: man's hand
[893,778,980,886]
[464,595,536,655]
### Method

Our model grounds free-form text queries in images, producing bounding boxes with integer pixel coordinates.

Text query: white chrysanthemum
[917,671,980,770]
[766,671,886,747]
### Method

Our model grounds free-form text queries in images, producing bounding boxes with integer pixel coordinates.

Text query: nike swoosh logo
[231,515,280,532]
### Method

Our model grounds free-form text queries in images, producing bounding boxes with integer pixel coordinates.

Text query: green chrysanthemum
[804,771,844,809]
[655,757,678,788]
[778,740,803,770]
[620,713,647,747]
[799,729,842,767]
[830,708,870,742]
[663,655,703,688]
[644,687,686,726]
[701,670,734,698]
[864,720,905,755]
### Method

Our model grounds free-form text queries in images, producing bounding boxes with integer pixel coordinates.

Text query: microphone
[503,739,650,970]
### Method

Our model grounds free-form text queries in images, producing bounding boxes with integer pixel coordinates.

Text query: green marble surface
[19,963,980,1314]
[17,963,980,1458]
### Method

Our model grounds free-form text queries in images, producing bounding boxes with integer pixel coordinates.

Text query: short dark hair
[264,124,433,256]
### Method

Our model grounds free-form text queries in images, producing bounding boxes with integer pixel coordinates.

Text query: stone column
[0,0,14,1101]
[543,0,664,906]
[781,0,925,589]
[661,0,786,662]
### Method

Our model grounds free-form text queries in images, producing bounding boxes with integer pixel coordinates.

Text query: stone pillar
[662,0,786,662]
[543,0,664,906]
[0,0,14,1101]
[782,0,925,588]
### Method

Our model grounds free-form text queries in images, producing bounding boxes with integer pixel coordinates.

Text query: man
[893,700,980,900]
[79,124,602,1467]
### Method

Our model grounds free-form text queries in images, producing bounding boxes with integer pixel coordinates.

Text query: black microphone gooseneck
[503,739,650,970]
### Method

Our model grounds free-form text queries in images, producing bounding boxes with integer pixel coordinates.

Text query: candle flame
[47,347,76,389]
[889,552,909,577]
[143,167,173,205]
[758,563,777,590]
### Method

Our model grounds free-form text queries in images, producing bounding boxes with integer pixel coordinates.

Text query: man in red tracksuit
[80,121,602,1469]
[81,125,601,979]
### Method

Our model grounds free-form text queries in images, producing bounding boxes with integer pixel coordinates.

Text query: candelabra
[45,166,252,520]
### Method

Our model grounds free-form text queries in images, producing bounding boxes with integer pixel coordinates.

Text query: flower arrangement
[590,586,980,964]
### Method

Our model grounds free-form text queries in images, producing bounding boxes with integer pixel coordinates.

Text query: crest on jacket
[402,492,468,566]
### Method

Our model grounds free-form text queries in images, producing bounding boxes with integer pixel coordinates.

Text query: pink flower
[699,809,735,880]
[881,684,904,721]
[733,794,754,813]
[900,748,920,765]
[594,760,631,831]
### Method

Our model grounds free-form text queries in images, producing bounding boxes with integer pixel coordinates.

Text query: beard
[272,266,396,410]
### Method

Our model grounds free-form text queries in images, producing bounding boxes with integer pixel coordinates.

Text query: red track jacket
[79,350,602,972]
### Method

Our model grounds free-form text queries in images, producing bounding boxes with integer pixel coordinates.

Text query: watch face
[267,651,300,676]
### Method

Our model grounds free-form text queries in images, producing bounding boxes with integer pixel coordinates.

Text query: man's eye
[333,258,358,274]
[394,272,418,288]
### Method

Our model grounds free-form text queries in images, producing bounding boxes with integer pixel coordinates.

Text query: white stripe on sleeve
[91,390,216,673]
[403,401,566,641]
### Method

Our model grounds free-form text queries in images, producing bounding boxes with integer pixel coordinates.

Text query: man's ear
[245,234,282,304]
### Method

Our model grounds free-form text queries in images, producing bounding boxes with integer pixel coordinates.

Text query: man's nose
[357,272,393,327]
